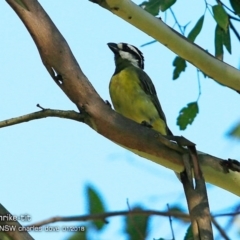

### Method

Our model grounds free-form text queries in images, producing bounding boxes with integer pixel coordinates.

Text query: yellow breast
[109,67,167,135]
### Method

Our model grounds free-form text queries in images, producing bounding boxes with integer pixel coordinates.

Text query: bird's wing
[135,67,166,121]
[135,67,173,135]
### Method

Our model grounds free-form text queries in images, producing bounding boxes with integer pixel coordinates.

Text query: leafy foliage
[229,0,240,15]
[86,185,106,230]
[215,24,224,60]
[215,24,231,60]
[177,102,199,130]
[124,206,150,240]
[184,225,194,240]
[139,0,240,130]
[222,26,232,54]
[172,16,204,80]
[212,5,229,32]
[172,57,186,80]
[68,229,87,240]
[139,0,176,15]
[187,15,205,43]
[159,0,176,12]
[139,0,162,16]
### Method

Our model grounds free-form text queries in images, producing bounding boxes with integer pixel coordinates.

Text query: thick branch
[181,152,213,239]
[5,0,240,196]
[0,204,34,240]
[91,0,240,92]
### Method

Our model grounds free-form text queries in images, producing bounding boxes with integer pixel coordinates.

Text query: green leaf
[86,185,106,230]
[230,0,240,15]
[172,56,186,80]
[125,206,149,240]
[139,0,161,16]
[187,15,204,42]
[215,24,223,60]
[227,122,240,139]
[168,205,189,223]
[139,0,176,15]
[184,225,194,240]
[68,227,87,240]
[159,0,176,12]
[214,24,231,59]
[212,5,229,32]
[177,102,199,130]
[222,26,231,54]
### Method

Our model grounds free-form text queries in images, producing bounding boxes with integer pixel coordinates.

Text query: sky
[1,0,240,239]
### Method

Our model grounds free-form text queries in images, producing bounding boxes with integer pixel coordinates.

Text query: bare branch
[26,209,190,227]
[0,108,84,128]
[24,209,234,240]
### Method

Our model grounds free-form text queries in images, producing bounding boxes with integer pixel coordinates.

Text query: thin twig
[196,69,202,101]
[219,0,237,15]
[169,8,184,35]
[167,204,175,240]
[211,216,231,240]
[0,108,84,128]
[26,210,190,228]
[229,15,240,22]
[213,211,240,217]
[229,20,240,42]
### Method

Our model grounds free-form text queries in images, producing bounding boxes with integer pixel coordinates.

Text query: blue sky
[1,0,240,239]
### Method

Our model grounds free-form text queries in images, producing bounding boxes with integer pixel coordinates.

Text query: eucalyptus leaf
[212,5,229,32]
[214,24,223,60]
[177,102,199,130]
[124,206,149,240]
[159,0,176,12]
[184,225,194,240]
[86,185,106,230]
[230,0,240,15]
[172,56,186,80]
[139,0,161,16]
[222,26,231,54]
[187,15,204,42]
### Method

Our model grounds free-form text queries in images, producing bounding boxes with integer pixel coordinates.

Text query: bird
[107,42,172,136]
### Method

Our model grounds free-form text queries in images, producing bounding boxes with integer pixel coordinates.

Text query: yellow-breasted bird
[107,42,172,136]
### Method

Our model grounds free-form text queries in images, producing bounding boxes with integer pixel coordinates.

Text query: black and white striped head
[107,42,144,69]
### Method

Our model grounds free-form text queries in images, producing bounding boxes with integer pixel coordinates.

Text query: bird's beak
[107,42,119,54]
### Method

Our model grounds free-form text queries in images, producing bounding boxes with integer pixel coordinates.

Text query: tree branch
[181,150,213,239]
[26,209,190,227]
[25,209,234,239]
[0,204,34,240]
[0,108,84,128]
[91,0,240,92]
[5,0,240,196]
